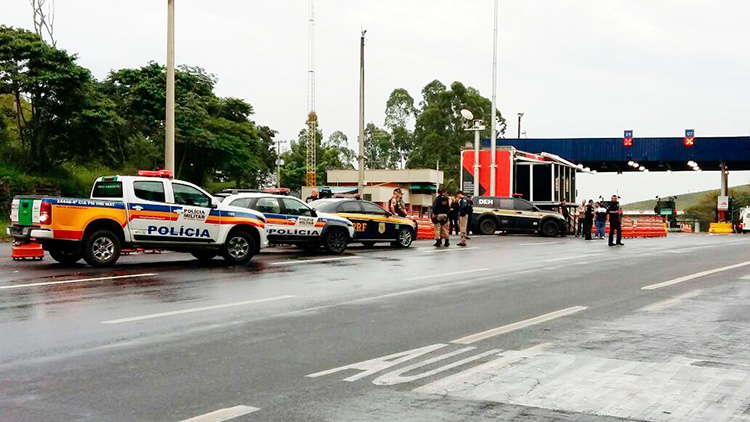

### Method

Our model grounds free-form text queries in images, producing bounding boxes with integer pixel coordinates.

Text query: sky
[4,0,750,204]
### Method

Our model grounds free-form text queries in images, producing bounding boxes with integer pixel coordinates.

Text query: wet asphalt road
[1,233,750,422]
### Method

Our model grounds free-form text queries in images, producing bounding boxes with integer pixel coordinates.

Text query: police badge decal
[378,222,386,234]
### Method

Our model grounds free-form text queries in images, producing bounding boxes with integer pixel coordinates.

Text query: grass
[622,184,750,210]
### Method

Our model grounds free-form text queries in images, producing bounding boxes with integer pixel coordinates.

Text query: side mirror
[210,198,219,209]
[385,211,392,217]
[310,208,317,217]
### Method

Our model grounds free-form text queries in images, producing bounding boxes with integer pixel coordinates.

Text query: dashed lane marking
[450,306,588,345]
[0,273,158,290]
[642,289,703,312]
[742,274,750,280]
[406,268,490,281]
[544,254,600,263]
[101,295,295,324]
[270,256,360,266]
[179,405,259,422]
[641,260,750,290]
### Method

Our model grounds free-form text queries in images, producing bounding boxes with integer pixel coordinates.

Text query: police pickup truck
[217,192,355,254]
[471,196,567,237]
[8,170,267,267]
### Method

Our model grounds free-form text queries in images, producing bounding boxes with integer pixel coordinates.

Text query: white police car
[217,191,355,254]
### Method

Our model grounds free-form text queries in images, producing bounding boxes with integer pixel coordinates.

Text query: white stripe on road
[641,260,750,290]
[179,405,259,422]
[101,295,295,324]
[544,254,599,263]
[423,247,480,253]
[451,306,588,345]
[742,274,750,280]
[518,242,563,246]
[406,268,490,281]
[0,273,158,290]
[270,256,360,266]
[642,290,703,312]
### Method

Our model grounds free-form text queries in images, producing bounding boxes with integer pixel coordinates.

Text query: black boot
[434,239,442,247]
[444,239,450,247]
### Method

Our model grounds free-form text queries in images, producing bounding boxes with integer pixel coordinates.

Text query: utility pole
[489,0,499,196]
[357,30,366,194]
[165,0,175,172]
[517,112,524,139]
[276,140,283,188]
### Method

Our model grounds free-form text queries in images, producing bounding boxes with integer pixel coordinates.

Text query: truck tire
[541,220,560,237]
[221,230,256,264]
[191,250,217,262]
[393,228,413,248]
[82,230,121,267]
[478,218,497,235]
[48,246,82,265]
[323,228,348,254]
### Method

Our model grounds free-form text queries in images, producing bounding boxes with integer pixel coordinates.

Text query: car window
[254,197,281,214]
[172,183,211,207]
[361,202,387,215]
[499,199,515,210]
[92,181,123,198]
[309,200,336,213]
[133,181,165,202]
[514,198,534,211]
[338,201,363,213]
[229,198,252,209]
[281,198,312,216]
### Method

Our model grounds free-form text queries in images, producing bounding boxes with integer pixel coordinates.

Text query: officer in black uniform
[583,199,594,240]
[607,195,624,246]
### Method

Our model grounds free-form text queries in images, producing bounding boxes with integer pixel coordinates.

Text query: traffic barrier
[709,222,733,234]
[12,241,44,260]
[590,215,667,238]
[412,213,435,240]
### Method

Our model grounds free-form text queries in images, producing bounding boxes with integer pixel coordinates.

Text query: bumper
[259,229,269,249]
[30,229,54,239]
[347,226,356,239]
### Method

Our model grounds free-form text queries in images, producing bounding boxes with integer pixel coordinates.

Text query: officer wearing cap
[608,195,624,246]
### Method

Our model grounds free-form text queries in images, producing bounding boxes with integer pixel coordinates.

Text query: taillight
[40,201,52,225]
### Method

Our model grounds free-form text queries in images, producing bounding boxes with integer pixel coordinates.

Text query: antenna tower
[305,0,318,186]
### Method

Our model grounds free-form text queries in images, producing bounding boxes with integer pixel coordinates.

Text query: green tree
[364,122,398,169]
[280,127,355,191]
[384,88,416,167]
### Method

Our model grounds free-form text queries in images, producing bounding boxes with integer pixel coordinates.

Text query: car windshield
[308,200,337,212]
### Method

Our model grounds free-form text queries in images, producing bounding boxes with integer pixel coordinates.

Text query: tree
[384,88,416,167]
[280,127,356,191]
[29,0,56,47]
[364,123,398,169]
[408,80,506,191]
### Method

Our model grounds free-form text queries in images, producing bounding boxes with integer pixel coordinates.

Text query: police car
[217,192,355,254]
[308,198,416,248]
[471,196,566,237]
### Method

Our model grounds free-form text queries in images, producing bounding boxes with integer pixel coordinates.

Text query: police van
[471,196,567,237]
[217,192,355,254]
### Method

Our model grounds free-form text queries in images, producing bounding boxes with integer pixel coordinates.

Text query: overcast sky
[4,0,750,204]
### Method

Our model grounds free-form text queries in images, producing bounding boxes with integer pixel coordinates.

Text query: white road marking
[101,295,295,324]
[451,306,588,345]
[518,242,563,246]
[270,256,360,266]
[741,274,750,280]
[179,405,259,422]
[406,268,490,281]
[0,273,158,290]
[642,289,703,312]
[641,260,750,290]
[423,247,480,253]
[544,254,599,263]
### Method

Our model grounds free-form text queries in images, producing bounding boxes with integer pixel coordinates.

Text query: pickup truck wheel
[191,250,217,262]
[83,230,121,267]
[478,218,497,235]
[323,228,348,254]
[541,220,560,237]
[48,247,82,265]
[221,230,255,264]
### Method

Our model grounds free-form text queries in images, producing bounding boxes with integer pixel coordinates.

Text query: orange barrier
[591,215,667,238]
[12,242,44,260]
[412,213,435,240]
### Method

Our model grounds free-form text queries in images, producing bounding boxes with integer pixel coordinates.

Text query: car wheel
[191,250,217,261]
[394,228,413,248]
[478,218,497,235]
[361,241,376,248]
[323,228,348,254]
[541,220,560,237]
[221,230,256,264]
[48,246,82,265]
[82,230,121,267]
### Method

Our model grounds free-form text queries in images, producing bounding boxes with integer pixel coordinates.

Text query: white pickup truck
[8,170,268,267]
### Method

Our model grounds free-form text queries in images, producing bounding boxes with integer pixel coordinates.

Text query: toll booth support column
[720,162,728,221]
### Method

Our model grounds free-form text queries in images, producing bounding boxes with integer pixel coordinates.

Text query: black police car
[309,198,417,248]
[471,196,566,237]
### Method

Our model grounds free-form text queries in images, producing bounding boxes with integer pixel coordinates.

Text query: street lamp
[165,0,175,172]
[517,112,524,139]
[461,109,486,197]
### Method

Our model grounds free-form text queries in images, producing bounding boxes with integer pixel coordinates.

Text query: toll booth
[460,146,581,207]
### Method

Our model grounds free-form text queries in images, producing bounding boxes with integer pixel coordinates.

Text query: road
[1,233,750,422]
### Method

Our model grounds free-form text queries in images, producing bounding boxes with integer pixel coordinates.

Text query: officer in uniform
[583,199,594,240]
[608,195,624,246]
[432,189,450,247]
[456,191,470,247]
[306,189,319,203]
[389,188,408,217]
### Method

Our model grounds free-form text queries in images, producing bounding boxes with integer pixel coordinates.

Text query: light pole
[517,112,524,139]
[276,140,286,188]
[357,30,366,194]
[461,109,485,197]
[165,0,175,172]
[489,0,499,196]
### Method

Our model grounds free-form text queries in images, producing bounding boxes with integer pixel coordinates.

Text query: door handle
[516,211,523,214]
[132,206,143,211]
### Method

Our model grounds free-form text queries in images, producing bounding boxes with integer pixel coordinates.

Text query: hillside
[622,184,750,210]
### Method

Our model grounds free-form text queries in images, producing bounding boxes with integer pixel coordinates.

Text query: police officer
[456,191,471,247]
[389,188,408,217]
[432,189,450,247]
[608,195,624,246]
[583,199,594,240]
[305,189,319,203]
